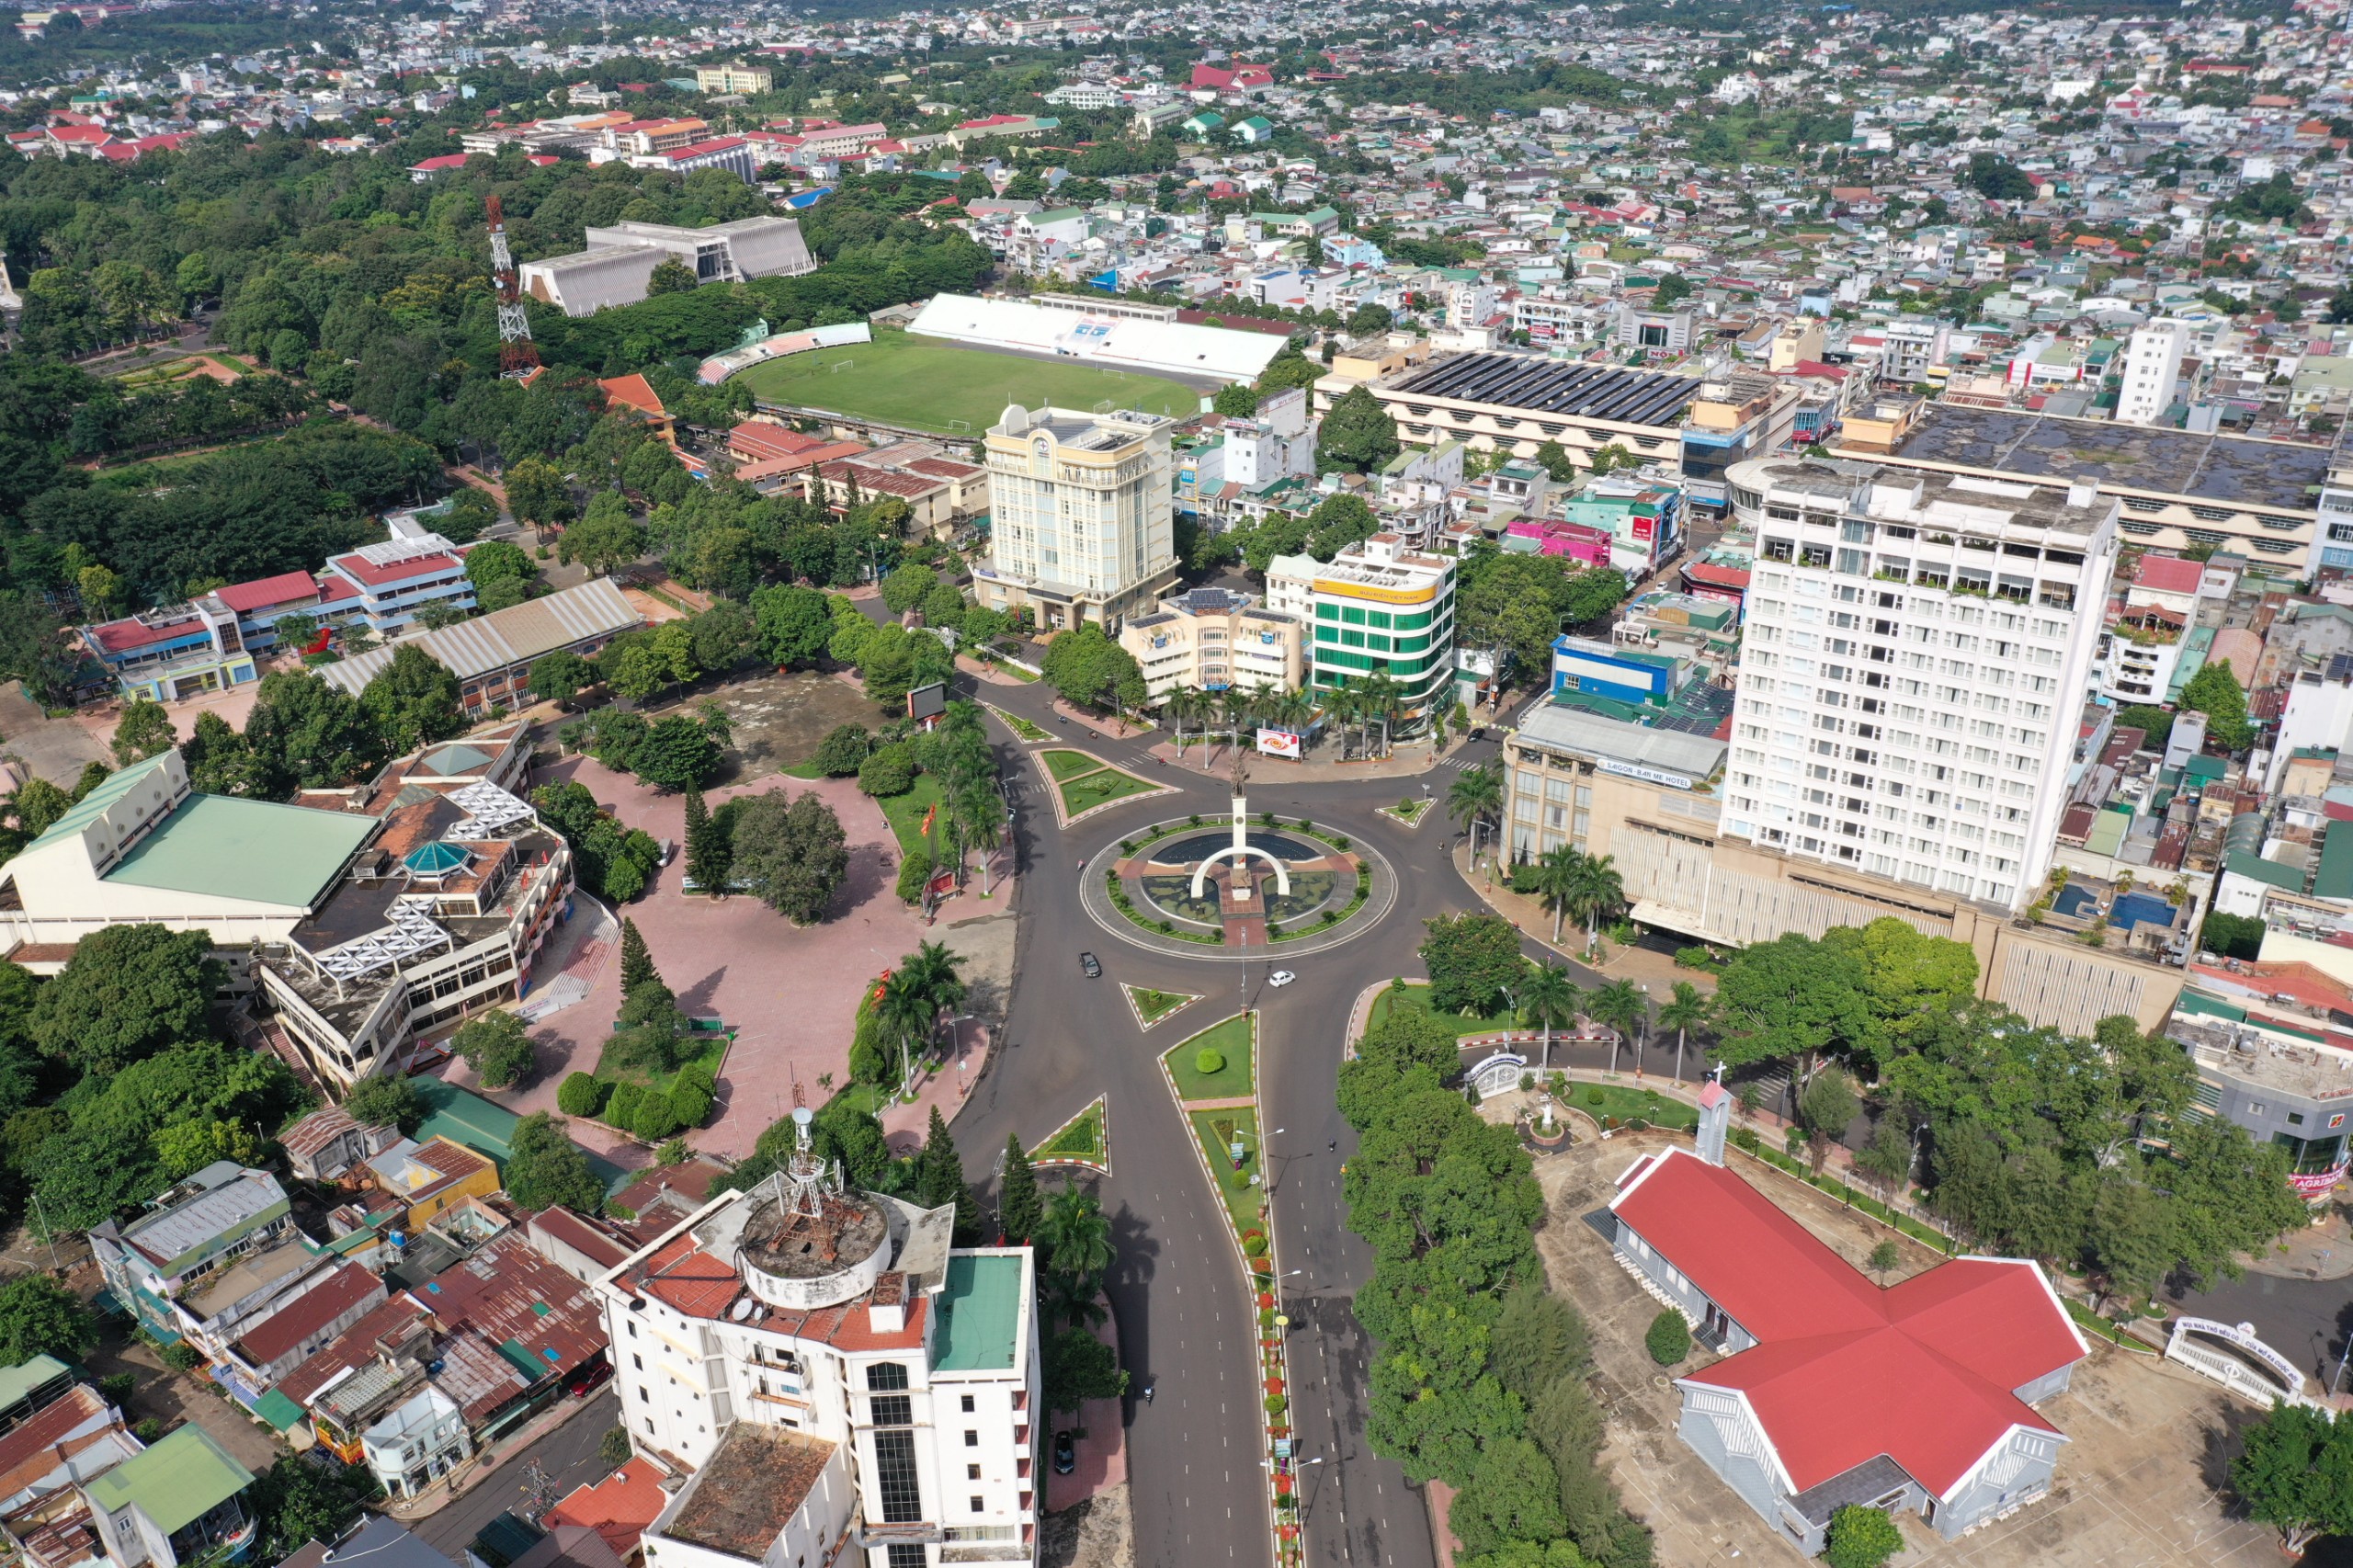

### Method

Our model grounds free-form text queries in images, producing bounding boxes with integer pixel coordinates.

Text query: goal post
[828,358,855,373]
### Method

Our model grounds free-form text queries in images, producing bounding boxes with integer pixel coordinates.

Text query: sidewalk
[878,1017,995,1155]
[1150,733,1472,785]
[1046,1306,1129,1513]
[1449,841,1716,998]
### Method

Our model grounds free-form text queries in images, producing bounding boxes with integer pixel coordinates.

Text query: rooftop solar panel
[1392,353,1697,426]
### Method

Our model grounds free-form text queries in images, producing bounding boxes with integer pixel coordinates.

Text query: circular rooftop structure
[735,1187,892,1311]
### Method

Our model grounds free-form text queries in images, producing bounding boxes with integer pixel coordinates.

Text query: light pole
[1636,983,1649,1081]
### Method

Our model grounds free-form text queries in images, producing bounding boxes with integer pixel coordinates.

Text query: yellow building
[1119,586,1304,701]
[695,62,775,95]
[367,1136,501,1233]
[974,403,1178,631]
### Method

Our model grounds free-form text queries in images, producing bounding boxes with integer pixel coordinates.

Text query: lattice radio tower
[486,194,540,380]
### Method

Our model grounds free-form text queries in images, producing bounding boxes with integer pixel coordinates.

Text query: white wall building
[597,1114,1040,1568]
[1222,387,1317,489]
[1720,457,2117,913]
[2115,318,2190,426]
[972,403,1179,631]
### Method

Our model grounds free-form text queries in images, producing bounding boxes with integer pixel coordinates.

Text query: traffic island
[1033,1095,1110,1176]
[1039,746,1175,828]
[1120,983,1202,1031]
[1084,816,1396,961]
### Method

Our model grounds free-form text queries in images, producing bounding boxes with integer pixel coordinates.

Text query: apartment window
[874,1431,926,1523]
[887,1546,927,1568]
[867,1362,910,1392]
[965,1429,980,1447]
[972,1496,985,1514]
[870,1394,914,1427]
[961,1394,976,1413]
[968,1464,982,1481]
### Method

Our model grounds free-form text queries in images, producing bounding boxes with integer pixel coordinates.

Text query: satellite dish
[729,1297,756,1322]
[792,1107,814,1129]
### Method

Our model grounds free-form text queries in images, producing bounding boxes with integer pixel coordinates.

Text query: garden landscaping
[1165,1012,1256,1101]
[1122,983,1200,1029]
[1034,1096,1109,1173]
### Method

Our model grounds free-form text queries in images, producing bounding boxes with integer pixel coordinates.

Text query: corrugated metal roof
[322,580,641,695]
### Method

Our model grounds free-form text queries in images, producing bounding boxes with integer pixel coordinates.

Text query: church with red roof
[1604,1127,2086,1553]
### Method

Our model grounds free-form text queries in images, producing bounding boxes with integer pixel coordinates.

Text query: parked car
[565,1361,613,1399]
[1079,952,1102,979]
[1268,970,1296,987]
[1053,1431,1076,1474]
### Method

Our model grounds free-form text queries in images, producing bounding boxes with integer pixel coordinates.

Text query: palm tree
[1036,1183,1114,1327]
[885,940,967,1093]
[1319,677,1359,760]
[1168,686,1210,758]
[1447,763,1502,849]
[1532,843,1582,945]
[1565,852,1625,959]
[953,776,1007,894]
[1360,669,1403,756]
[1587,979,1643,1078]
[1516,963,1580,1071]
[1657,981,1707,1086]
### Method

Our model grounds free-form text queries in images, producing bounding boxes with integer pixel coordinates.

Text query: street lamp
[1636,983,1649,1081]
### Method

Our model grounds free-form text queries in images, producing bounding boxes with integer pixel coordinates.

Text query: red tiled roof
[230,1262,385,1365]
[87,615,206,655]
[1612,1149,2084,1497]
[658,137,748,162]
[2131,553,2204,595]
[546,1458,667,1557]
[217,570,322,614]
[410,153,470,172]
[728,422,831,461]
[598,374,667,420]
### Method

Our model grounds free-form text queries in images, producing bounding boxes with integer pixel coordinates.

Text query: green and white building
[1267,534,1459,725]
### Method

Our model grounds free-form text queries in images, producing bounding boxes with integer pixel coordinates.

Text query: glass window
[870,1394,913,1426]
[1342,605,1367,625]
[866,1363,909,1392]
[873,1431,925,1523]
[1368,610,1392,629]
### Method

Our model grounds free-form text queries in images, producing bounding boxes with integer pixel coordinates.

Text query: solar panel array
[1390,355,1697,426]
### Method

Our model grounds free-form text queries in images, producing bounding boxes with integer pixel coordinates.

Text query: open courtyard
[734,331,1204,432]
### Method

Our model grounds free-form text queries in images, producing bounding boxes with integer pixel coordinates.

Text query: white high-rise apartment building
[972,403,1179,633]
[596,1114,1040,1568]
[1720,458,2117,913]
[2114,318,2189,426]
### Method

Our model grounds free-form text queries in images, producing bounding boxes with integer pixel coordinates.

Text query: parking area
[1524,1122,2283,1568]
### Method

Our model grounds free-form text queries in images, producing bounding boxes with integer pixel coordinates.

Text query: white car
[1268,970,1296,987]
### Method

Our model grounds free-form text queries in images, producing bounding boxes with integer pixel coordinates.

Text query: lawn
[1040,747,1105,781]
[594,1029,731,1095]
[873,773,948,856]
[1059,767,1156,818]
[1562,1081,1699,1131]
[1165,1013,1254,1100]
[735,331,1203,434]
[1365,982,1520,1041]
[1188,1107,1265,1238]
[1036,1097,1107,1163]
[995,709,1050,742]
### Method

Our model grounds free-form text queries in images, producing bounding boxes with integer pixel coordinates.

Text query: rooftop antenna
[784,1088,827,1219]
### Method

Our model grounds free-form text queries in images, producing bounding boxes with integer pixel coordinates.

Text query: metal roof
[84,1424,253,1533]
[101,793,376,909]
[323,580,640,695]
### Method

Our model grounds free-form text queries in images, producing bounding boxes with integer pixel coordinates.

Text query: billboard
[1256,728,1302,759]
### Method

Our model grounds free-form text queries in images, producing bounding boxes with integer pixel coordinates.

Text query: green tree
[858,742,917,797]
[452,1010,535,1089]
[247,1458,376,1563]
[341,1074,424,1136]
[2179,660,2252,752]
[597,1426,632,1469]
[752,584,833,666]
[1643,1309,1689,1366]
[2113,703,2172,750]
[646,257,699,296]
[30,924,221,1074]
[109,699,176,766]
[633,713,725,792]
[2234,1403,2353,1554]
[1317,384,1401,475]
[1449,1436,1570,1561]
[1212,381,1259,418]
[358,644,463,755]
[1488,1279,1590,1403]
[559,508,646,576]
[1043,1324,1128,1414]
[1824,1506,1905,1568]
[881,563,939,615]
[1419,913,1524,1017]
[1797,1070,1859,1175]
[1038,622,1145,711]
[811,723,873,777]
[916,1105,982,1244]
[999,1134,1042,1243]
[503,1112,605,1214]
[1304,492,1381,560]
[684,788,732,895]
[531,651,595,708]
[8,777,70,839]
[730,789,849,923]
[244,670,387,791]
[1036,1183,1115,1326]
[1710,932,1873,1078]
[619,918,659,996]
[1346,301,1393,335]
[1533,439,1576,483]
[505,457,574,528]
[465,539,534,596]
[0,1275,96,1368]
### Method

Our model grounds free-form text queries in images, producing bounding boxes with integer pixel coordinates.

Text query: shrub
[1674,945,1719,970]
[1243,1232,1267,1256]
[1584,1085,1603,1106]
[896,852,934,905]
[858,743,917,797]
[1188,813,1202,827]
[1733,1127,1761,1153]
[1195,1047,1225,1074]
[811,723,871,777]
[1646,1309,1690,1366]
[1258,1307,1275,1330]
[631,1093,684,1142]
[1334,835,1350,850]
[1264,1393,1287,1415]
[605,1081,643,1129]
[669,1064,717,1127]
[557,1073,608,1117]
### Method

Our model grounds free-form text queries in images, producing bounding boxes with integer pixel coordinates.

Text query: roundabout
[1076,805,1401,962]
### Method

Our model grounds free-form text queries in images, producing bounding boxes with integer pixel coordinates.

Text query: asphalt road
[949,664,1615,1568]
[414,1392,619,1560]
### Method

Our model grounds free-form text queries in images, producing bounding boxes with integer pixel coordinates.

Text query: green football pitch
[733,332,1205,433]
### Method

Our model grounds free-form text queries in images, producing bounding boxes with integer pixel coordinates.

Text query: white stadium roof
[908,293,1287,385]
